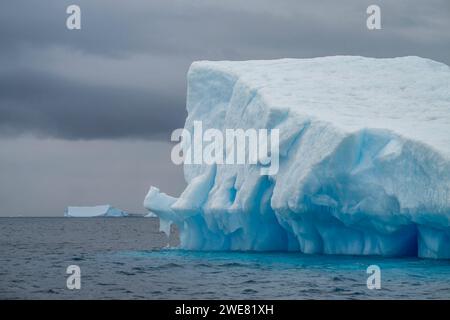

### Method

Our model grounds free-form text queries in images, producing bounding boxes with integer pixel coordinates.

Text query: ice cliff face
[144,56,450,259]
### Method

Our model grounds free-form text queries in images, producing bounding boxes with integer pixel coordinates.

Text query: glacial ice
[145,212,157,218]
[144,56,450,259]
[65,205,128,217]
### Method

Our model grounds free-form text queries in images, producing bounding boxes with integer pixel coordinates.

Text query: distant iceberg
[65,205,128,217]
[145,212,157,218]
[144,56,450,259]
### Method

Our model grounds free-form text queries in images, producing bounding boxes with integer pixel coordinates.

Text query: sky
[0,0,449,216]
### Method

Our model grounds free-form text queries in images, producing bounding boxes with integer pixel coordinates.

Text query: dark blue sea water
[0,217,449,299]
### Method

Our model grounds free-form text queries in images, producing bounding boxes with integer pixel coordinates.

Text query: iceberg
[144,56,450,259]
[65,205,128,217]
[145,212,157,218]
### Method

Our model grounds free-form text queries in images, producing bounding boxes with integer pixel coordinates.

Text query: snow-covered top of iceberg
[189,56,450,158]
[65,205,128,217]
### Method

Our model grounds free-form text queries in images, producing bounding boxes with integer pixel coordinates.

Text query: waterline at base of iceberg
[144,184,450,259]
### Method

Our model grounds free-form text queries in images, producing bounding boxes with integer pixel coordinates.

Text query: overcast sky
[0,0,449,216]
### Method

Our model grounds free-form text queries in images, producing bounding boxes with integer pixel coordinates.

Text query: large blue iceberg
[144,56,450,259]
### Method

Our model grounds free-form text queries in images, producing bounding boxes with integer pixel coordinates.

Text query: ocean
[0,217,449,299]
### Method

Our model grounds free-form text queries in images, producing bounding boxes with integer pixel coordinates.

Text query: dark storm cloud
[0,0,449,139]
[0,68,185,139]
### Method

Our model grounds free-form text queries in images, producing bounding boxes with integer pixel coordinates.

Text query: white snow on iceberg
[144,56,450,259]
[65,205,128,217]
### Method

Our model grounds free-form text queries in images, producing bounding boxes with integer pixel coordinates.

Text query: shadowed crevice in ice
[144,56,450,259]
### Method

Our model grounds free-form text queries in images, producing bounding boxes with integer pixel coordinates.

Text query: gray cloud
[0,67,185,139]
